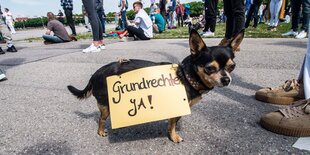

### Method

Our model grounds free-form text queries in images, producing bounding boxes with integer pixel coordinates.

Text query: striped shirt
[61,0,73,10]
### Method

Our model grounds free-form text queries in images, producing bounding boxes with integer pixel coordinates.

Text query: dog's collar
[179,64,213,94]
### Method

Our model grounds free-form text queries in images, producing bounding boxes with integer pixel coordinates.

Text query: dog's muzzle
[221,77,231,86]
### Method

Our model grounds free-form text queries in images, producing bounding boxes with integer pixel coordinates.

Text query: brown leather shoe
[255,79,304,105]
[70,36,77,41]
[260,99,310,137]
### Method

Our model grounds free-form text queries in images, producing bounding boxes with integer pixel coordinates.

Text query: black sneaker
[0,47,5,55]
[7,45,17,52]
[267,26,273,31]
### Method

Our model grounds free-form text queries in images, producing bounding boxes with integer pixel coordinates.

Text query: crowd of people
[0,0,309,140]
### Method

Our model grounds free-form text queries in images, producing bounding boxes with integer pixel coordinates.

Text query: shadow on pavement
[232,74,262,91]
[0,58,26,68]
[168,41,189,48]
[151,51,180,63]
[267,40,307,49]
[108,121,170,143]
[74,111,99,123]
[17,141,72,155]
[74,110,178,143]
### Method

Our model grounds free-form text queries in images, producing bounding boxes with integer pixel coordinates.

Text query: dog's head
[189,29,244,88]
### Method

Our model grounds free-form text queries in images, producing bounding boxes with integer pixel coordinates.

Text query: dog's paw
[170,134,184,143]
[97,129,108,137]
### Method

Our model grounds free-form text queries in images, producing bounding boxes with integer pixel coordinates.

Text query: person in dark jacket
[60,0,76,36]
[245,0,262,29]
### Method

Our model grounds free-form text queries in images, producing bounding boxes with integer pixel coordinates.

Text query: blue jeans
[121,10,127,30]
[298,23,310,99]
[42,35,64,43]
[269,0,283,27]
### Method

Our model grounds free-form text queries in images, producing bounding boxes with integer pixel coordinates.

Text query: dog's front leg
[97,104,109,137]
[168,117,183,143]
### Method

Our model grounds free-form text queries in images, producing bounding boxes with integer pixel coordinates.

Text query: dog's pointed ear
[189,29,207,56]
[229,29,245,52]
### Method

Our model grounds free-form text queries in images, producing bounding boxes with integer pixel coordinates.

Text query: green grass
[154,22,292,39]
[22,23,292,42]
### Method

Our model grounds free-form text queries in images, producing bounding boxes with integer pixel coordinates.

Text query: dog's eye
[226,64,236,73]
[205,66,217,74]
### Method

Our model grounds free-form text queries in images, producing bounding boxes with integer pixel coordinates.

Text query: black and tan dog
[67,29,244,143]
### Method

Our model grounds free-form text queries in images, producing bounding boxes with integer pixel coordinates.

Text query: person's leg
[42,35,64,43]
[0,24,16,52]
[259,27,310,138]
[81,0,104,52]
[300,0,310,32]
[7,20,16,34]
[297,26,310,98]
[82,0,102,41]
[172,11,177,27]
[245,4,255,28]
[160,7,167,21]
[97,10,105,34]
[102,15,106,33]
[290,0,301,31]
[168,11,173,28]
[153,24,159,33]
[84,16,91,31]
[64,9,76,35]
[303,47,310,99]
[203,0,210,32]
[126,26,150,40]
[231,0,245,37]
[253,1,262,28]
[223,0,233,39]
[209,0,218,32]
[273,0,283,27]
[269,0,276,26]
[177,14,181,27]
[121,11,128,29]
[180,14,184,27]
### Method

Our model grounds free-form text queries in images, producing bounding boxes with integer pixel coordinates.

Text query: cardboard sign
[107,64,190,129]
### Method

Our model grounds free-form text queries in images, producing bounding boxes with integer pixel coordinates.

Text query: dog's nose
[221,77,231,86]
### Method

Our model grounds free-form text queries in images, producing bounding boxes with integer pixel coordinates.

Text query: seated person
[43,12,76,44]
[119,1,153,40]
[150,7,165,33]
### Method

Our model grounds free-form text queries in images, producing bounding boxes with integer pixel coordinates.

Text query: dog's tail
[67,81,92,100]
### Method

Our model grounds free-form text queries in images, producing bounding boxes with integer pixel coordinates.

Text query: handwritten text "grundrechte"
[112,73,180,104]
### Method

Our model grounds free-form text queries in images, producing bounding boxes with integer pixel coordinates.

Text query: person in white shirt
[119,1,153,40]
[3,8,16,34]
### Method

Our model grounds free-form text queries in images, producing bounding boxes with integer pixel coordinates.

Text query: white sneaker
[202,31,215,37]
[295,30,307,39]
[282,30,298,36]
[99,44,106,50]
[0,69,6,81]
[82,44,101,53]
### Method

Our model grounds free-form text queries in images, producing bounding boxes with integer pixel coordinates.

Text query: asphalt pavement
[0,30,309,154]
